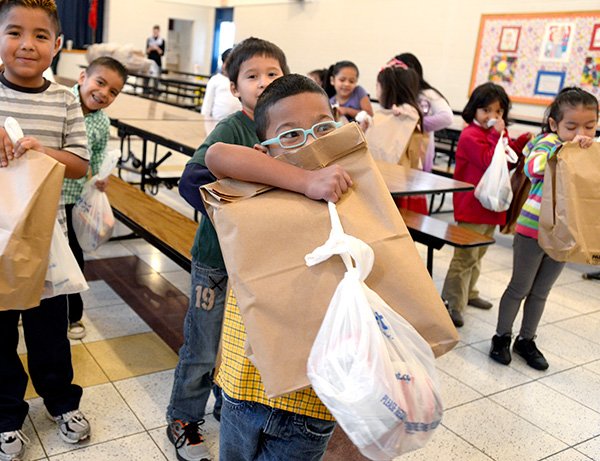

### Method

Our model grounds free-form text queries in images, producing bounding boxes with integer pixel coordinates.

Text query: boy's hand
[95,178,108,192]
[0,128,13,167]
[573,135,594,149]
[304,165,352,203]
[13,136,44,158]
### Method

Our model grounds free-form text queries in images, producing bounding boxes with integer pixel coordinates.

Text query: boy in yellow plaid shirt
[205,74,352,460]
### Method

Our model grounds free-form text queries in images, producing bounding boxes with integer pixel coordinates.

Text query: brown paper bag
[201,123,458,398]
[0,151,65,310]
[500,154,531,235]
[365,108,428,169]
[539,141,600,265]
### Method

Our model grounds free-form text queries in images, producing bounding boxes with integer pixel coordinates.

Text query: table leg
[427,246,433,276]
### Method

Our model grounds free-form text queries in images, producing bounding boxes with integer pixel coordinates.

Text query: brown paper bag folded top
[0,151,65,310]
[201,123,458,398]
[539,141,600,265]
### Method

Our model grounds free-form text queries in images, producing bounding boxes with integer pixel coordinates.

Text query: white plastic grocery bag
[306,202,443,461]
[73,149,120,252]
[474,134,518,212]
[41,219,88,299]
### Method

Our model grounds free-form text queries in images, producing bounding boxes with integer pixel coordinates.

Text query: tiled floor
[15,141,600,460]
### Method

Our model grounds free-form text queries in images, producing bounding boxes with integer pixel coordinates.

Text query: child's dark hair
[542,86,599,134]
[377,66,423,127]
[226,37,289,86]
[254,73,330,142]
[308,68,326,87]
[86,56,128,85]
[323,60,359,98]
[394,52,448,102]
[462,82,511,124]
[0,0,61,35]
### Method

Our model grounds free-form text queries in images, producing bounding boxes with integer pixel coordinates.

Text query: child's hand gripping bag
[73,149,120,252]
[306,202,443,461]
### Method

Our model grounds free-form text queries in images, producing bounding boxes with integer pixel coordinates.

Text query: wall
[103,0,215,75]
[233,0,600,118]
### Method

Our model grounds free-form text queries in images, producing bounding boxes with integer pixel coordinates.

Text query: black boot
[513,336,549,370]
[489,334,512,365]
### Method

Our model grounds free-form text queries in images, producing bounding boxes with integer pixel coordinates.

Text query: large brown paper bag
[365,108,428,169]
[1,151,65,310]
[500,153,530,235]
[539,141,600,265]
[201,123,458,398]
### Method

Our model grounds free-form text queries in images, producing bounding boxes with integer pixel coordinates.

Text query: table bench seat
[399,208,495,274]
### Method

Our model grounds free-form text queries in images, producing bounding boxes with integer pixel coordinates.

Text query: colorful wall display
[470,11,600,105]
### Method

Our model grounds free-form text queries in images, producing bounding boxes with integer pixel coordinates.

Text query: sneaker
[468,297,493,310]
[0,430,29,461]
[67,321,86,340]
[49,409,91,444]
[167,419,211,461]
[489,334,512,365]
[513,336,549,370]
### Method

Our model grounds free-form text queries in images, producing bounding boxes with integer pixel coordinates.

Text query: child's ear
[253,143,268,154]
[77,70,86,86]
[230,81,240,99]
[53,35,62,57]
[548,117,558,132]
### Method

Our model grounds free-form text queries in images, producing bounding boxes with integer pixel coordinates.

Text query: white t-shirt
[201,72,241,120]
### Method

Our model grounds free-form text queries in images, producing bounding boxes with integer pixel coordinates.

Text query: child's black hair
[0,0,61,35]
[254,73,330,142]
[323,60,359,99]
[394,52,448,102]
[307,68,327,88]
[377,66,423,127]
[462,82,511,124]
[226,37,289,86]
[542,86,599,134]
[86,56,128,85]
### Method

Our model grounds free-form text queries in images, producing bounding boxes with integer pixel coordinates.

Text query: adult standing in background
[201,48,242,120]
[392,53,453,172]
[146,24,165,73]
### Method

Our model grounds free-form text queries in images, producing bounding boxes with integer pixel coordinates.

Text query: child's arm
[13,136,88,178]
[206,142,353,203]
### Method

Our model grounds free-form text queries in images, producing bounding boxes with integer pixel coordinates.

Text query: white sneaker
[167,419,211,461]
[67,321,86,340]
[48,409,91,444]
[0,430,29,461]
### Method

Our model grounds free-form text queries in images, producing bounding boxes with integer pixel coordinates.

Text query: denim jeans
[219,392,335,461]
[166,260,227,423]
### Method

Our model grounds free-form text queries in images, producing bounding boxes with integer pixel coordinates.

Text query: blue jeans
[219,392,335,461]
[166,260,227,423]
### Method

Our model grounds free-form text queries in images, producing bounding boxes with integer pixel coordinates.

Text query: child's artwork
[488,55,517,83]
[581,57,600,87]
[540,23,575,62]
[470,11,600,105]
[498,26,521,52]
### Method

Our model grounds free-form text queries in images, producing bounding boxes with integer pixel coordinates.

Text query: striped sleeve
[64,91,90,161]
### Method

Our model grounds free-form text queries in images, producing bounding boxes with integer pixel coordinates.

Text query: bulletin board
[469,11,600,106]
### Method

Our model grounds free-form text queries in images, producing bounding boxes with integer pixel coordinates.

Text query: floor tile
[113,370,174,430]
[472,272,511,301]
[120,238,164,256]
[160,270,192,296]
[396,425,493,460]
[582,359,600,376]
[80,280,124,309]
[455,313,497,346]
[491,381,600,446]
[47,432,164,460]
[20,416,47,461]
[137,252,184,274]
[149,419,220,460]
[85,332,178,381]
[575,436,600,460]
[80,303,151,343]
[542,448,595,460]
[29,383,144,457]
[83,241,134,261]
[20,344,109,400]
[541,367,600,413]
[547,284,600,314]
[435,346,531,396]
[535,324,600,365]
[554,313,600,345]
[436,369,483,410]
[442,398,567,461]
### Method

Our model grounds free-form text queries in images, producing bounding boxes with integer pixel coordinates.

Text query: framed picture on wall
[540,23,575,62]
[591,24,600,50]
[534,70,565,96]
[498,26,521,52]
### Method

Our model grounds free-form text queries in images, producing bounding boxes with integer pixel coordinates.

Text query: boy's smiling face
[262,92,335,158]
[78,66,125,114]
[231,54,284,119]
[0,6,60,87]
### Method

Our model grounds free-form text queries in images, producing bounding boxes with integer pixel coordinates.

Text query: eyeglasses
[261,121,342,149]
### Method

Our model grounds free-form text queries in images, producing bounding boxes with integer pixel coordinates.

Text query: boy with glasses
[204,74,351,460]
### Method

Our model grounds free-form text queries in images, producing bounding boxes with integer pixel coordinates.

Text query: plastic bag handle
[327,201,354,271]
